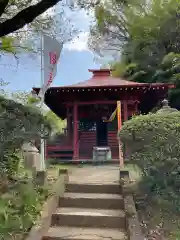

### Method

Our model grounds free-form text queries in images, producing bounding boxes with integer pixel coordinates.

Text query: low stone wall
[120,170,144,240]
[25,169,68,240]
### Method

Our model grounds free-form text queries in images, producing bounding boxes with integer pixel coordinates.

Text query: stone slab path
[68,165,120,184]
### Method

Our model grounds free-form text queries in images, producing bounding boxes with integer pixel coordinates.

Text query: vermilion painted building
[33,69,174,161]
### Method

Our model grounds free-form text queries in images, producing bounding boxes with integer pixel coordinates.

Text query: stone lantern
[21,142,39,170]
[157,99,178,114]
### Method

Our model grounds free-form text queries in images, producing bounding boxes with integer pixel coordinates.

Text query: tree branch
[0,0,9,17]
[0,0,61,37]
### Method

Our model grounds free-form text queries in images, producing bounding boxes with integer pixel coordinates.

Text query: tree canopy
[0,0,80,58]
[10,90,66,135]
[90,0,180,108]
[0,0,60,37]
[0,94,51,159]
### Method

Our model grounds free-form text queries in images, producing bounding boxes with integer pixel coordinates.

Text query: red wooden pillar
[123,101,128,122]
[66,106,71,140]
[130,100,139,116]
[123,101,128,158]
[134,101,138,115]
[73,102,79,161]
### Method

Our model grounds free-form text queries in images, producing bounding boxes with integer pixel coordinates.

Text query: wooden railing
[45,130,119,160]
[46,133,73,160]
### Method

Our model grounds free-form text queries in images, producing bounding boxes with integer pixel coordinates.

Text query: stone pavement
[68,165,120,184]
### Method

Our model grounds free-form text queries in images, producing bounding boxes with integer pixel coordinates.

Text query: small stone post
[22,142,46,186]
[21,142,39,170]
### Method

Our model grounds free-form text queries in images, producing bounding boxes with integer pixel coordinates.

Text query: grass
[0,162,67,240]
[124,163,180,240]
[0,178,48,239]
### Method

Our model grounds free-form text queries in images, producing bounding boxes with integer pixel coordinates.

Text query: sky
[0,7,101,93]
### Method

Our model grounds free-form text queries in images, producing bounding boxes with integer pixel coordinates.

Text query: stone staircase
[42,182,128,240]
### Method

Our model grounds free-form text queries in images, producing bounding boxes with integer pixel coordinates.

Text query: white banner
[38,34,63,99]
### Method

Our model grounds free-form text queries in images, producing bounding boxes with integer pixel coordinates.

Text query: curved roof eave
[33,82,175,93]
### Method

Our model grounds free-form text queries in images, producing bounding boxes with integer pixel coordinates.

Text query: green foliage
[0,181,48,238]
[0,91,66,177]
[0,37,16,54]
[92,0,180,108]
[0,95,51,141]
[112,62,127,77]
[27,95,41,105]
[0,0,78,56]
[11,91,66,135]
[119,111,180,211]
[0,95,51,177]
[10,91,37,105]
[1,151,20,178]
[121,0,179,67]
[88,0,131,56]
[46,110,66,135]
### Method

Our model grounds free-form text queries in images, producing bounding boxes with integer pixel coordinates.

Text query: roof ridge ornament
[89,69,112,77]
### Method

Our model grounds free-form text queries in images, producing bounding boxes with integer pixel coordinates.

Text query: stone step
[66,183,122,194]
[51,207,126,229]
[43,226,127,240]
[59,193,124,210]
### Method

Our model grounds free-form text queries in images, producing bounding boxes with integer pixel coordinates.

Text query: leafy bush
[0,181,49,239]
[1,151,20,178]
[118,111,180,210]
[0,95,52,178]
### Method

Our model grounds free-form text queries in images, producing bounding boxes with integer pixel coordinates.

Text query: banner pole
[37,34,63,171]
[40,33,45,171]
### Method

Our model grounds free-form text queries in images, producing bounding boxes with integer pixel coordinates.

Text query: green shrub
[0,95,52,179]
[118,111,180,210]
[1,151,21,178]
[0,182,49,239]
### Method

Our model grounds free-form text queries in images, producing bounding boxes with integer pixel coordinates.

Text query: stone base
[120,170,129,180]
[33,170,47,186]
[59,168,68,175]
[59,168,69,182]
[93,146,112,162]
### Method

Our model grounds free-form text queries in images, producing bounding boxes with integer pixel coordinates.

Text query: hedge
[0,95,52,177]
[118,111,180,209]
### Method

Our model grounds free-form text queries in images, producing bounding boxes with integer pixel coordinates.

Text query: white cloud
[64,32,90,52]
